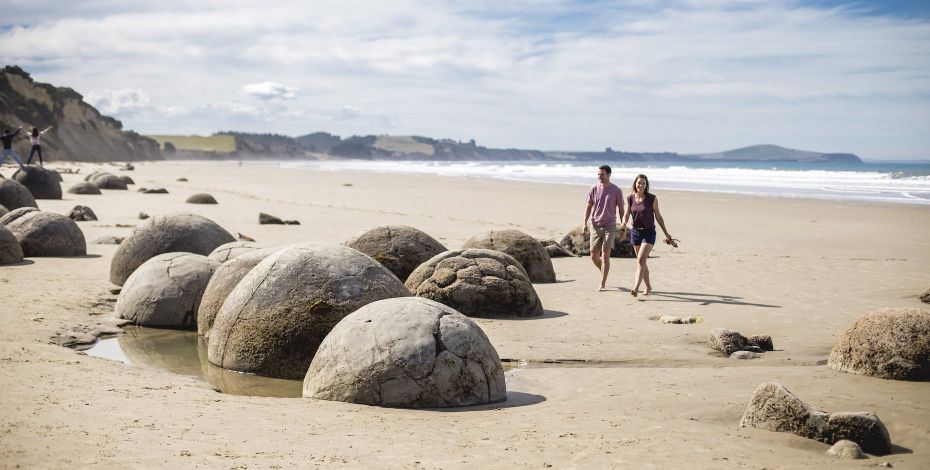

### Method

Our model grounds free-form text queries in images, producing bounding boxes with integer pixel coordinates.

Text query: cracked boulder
[208,240,263,263]
[0,225,23,264]
[559,224,634,258]
[198,246,281,338]
[828,308,930,380]
[186,193,217,204]
[0,179,38,211]
[304,297,506,408]
[208,243,411,379]
[110,212,235,286]
[405,248,544,318]
[12,165,62,199]
[344,225,447,282]
[116,252,220,329]
[740,382,891,455]
[67,181,102,195]
[93,173,128,190]
[2,208,85,257]
[463,229,556,283]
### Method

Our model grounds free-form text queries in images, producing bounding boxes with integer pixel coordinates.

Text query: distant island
[1,65,861,164]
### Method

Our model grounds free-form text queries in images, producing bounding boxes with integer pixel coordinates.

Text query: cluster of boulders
[0,207,86,259]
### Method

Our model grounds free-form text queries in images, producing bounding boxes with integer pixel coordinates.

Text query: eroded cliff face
[0,66,162,162]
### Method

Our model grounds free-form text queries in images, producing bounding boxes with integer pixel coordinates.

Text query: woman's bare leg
[633,243,654,295]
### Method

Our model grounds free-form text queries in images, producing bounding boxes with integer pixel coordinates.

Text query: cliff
[0,66,162,162]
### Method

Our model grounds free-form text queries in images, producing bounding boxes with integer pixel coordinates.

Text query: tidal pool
[87,327,303,398]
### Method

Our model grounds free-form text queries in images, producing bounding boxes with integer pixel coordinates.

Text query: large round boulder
[186,193,217,204]
[0,225,23,264]
[197,246,280,338]
[93,173,128,190]
[0,179,38,211]
[208,243,410,379]
[828,308,930,380]
[2,208,86,257]
[344,225,447,282]
[11,166,62,199]
[110,213,235,286]
[405,249,543,318]
[559,224,634,258]
[304,297,506,408]
[116,252,220,329]
[67,182,102,195]
[207,241,263,263]
[462,229,556,283]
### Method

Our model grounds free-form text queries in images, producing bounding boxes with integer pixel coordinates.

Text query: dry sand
[1,160,929,469]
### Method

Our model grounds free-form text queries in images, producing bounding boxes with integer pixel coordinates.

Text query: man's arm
[582,202,593,234]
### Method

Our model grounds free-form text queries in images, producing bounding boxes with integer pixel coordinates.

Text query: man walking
[583,165,624,291]
[1,126,28,175]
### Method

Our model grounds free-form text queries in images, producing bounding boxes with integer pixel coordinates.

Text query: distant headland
[1,65,861,164]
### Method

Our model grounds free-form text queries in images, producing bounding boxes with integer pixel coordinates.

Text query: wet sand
[1,160,929,468]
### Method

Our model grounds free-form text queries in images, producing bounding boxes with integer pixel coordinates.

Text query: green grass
[147,135,237,153]
[374,135,435,156]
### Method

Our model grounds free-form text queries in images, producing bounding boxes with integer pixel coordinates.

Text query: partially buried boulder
[828,308,930,380]
[559,224,634,258]
[109,213,235,286]
[118,175,135,185]
[186,193,217,204]
[740,382,891,455]
[67,205,97,221]
[0,179,38,211]
[344,225,446,282]
[93,173,128,190]
[463,229,556,283]
[2,208,86,257]
[208,241,263,263]
[0,225,23,264]
[405,249,543,318]
[303,297,506,408]
[116,252,220,329]
[139,188,169,194]
[198,246,281,338]
[258,212,299,225]
[208,243,410,379]
[12,165,62,199]
[67,182,102,195]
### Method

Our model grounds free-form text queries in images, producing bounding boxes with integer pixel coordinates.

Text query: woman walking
[25,126,52,166]
[621,174,673,297]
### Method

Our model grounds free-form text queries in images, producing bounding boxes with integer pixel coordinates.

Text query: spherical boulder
[207,241,263,263]
[405,249,543,318]
[559,224,634,258]
[304,297,506,408]
[198,246,280,338]
[93,173,128,190]
[116,252,220,329]
[2,209,86,257]
[0,179,38,211]
[208,243,410,379]
[0,225,23,264]
[186,193,217,204]
[462,229,556,283]
[344,225,447,282]
[12,165,62,199]
[828,308,930,380]
[110,213,235,286]
[67,181,102,195]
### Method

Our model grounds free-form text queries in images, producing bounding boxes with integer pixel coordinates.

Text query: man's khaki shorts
[589,224,616,254]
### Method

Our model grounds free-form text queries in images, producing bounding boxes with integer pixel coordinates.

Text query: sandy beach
[1,160,929,469]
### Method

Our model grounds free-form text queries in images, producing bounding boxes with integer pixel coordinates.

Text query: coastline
[1,160,928,468]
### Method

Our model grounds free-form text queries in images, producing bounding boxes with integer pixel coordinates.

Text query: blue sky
[2,0,929,160]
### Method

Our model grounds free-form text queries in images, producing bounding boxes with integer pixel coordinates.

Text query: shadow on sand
[428,391,546,413]
[637,291,781,308]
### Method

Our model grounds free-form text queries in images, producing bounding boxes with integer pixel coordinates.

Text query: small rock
[67,205,98,221]
[177,177,188,182]
[826,440,866,459]
[139,188,169,194]
[879,462,893,468]
[920,287,929,304]
[730,351,760,360]
[259,212,285,224]
[659,315,683,324]
[709,328,747,355]
[92,235,124,245]
[746,335,774,351]
[186,193,218,204]
[138,212,149,220]
[237,232,256,242]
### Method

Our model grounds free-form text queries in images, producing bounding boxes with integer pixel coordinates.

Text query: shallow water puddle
[86,327,303,398]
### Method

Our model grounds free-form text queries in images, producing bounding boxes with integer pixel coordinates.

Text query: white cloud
[241,81,298,100]
[2,0,929,158]
[84,88,150,116]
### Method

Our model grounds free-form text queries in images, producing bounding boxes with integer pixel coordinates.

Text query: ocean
[284,160,930,206]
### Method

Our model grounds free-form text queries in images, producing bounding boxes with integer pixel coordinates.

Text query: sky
[2,0,929,160]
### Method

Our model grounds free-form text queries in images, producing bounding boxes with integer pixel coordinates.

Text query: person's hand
[582,224,589,235]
